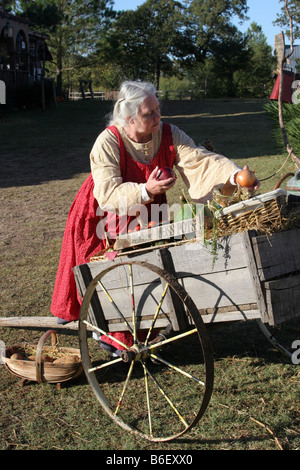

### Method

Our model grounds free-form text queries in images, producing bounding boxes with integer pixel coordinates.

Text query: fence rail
[68,89,206,101]
[68,90,119,101]
[0,69,29,92]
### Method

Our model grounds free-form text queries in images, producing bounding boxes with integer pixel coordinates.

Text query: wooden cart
[73,190,300,442]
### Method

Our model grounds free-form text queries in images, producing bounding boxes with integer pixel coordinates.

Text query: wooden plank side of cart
[73,227,300,332]
[159,232,261,324]
[167,228,300,326]
[73,218,202,333]
[74,249,184,332]
[250,228,300,325]
[73,231,257,331]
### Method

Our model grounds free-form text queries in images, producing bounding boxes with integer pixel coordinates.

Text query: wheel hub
[121,342,156,363]
[121,344,144,362]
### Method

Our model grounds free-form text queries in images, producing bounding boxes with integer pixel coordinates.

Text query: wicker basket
[2,330,83,386]
[215,189,288,236]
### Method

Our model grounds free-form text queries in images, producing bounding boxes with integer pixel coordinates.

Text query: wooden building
[0,13,52,106]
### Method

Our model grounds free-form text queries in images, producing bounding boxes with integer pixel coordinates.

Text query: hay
[206,189,298,239]
[216,196,288,237]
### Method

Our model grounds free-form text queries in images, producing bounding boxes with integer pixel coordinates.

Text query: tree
[101,0,249,90]
[181,0,250,99]
[161,0,250,97]
[179,20,275,99]
[17,0,115,94]
[209,26,251,97]
[274,0,300,40]
[0,0,17,13]
[17,0,61,32]
[102,0,186,89]
[182,0,249,63]
[235,23,276,97]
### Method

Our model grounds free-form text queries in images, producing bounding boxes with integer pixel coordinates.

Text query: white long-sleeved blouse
[90,122,239,214]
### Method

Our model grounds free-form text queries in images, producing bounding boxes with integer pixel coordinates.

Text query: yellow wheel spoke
[115,361,134,415]
[143,363,189,429]
[128,265,137,344]
[88,356,123,373]
[97,280,134,335]
[82,320,129,350]
[150,353,205,386]
[145,282,169,346]
[143,364,153,437]
[148,328,197,351]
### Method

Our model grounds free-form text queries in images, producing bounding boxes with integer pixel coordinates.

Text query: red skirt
[50,174,105,322]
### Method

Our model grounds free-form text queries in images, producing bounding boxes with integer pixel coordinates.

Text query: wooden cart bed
[73,226,300,331]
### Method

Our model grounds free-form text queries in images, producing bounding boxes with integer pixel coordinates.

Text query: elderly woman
[51,80,258,330]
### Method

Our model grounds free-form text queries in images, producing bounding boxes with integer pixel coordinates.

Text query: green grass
[0,99,299,451]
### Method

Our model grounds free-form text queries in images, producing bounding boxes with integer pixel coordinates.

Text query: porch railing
[0,69,29,92]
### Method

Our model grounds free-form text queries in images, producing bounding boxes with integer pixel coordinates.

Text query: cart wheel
[79,260,214,442]
[256,318,300,359]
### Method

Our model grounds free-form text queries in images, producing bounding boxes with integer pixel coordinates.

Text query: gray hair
[109,81,157,127]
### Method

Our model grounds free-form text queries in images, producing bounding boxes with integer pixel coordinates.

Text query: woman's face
[130,95,161,137]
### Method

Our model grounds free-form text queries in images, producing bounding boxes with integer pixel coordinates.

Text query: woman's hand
[222,165,260,196]
[145,166,176,198]
[235,165,260,191]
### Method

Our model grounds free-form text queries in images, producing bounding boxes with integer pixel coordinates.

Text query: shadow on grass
[0,101,112,188]
[0,99,279,188]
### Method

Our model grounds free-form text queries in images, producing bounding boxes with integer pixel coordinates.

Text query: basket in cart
[214,189,289,237]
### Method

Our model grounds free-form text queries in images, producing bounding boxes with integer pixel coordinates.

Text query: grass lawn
[0,99,299,451]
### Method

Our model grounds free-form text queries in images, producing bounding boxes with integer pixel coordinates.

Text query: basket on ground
[2,330,83,385]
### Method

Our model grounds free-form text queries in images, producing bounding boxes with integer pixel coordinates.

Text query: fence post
[80,80,86,99]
